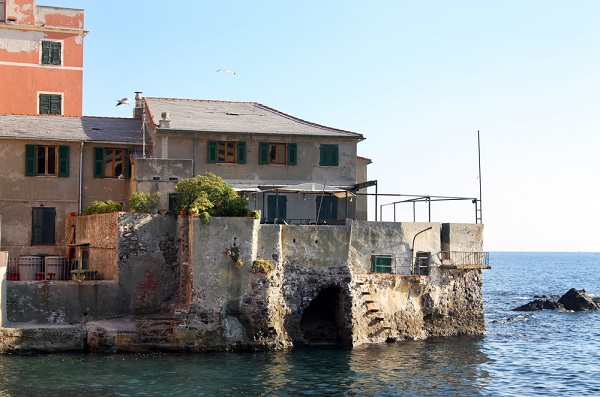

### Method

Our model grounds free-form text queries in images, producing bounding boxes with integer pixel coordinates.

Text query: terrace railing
[439,251,490,269]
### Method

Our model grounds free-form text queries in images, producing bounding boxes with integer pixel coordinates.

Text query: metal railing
[439,251,489,268]
[370,255,429,276]
[5,257,97,281]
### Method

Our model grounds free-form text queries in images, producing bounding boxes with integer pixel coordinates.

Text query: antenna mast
[477,131,483,224]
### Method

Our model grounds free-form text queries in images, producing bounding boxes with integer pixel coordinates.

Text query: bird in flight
[217,68,236,75]
[116,98,131,106]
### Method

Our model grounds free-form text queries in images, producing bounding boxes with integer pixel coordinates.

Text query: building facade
[0,0,85,116]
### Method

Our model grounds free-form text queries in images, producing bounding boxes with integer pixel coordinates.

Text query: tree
[174,173,247,217]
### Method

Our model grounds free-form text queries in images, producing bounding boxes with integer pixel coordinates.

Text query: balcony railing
[439,251,490,269]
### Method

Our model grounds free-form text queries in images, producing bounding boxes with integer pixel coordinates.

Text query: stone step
[366,303,379,313]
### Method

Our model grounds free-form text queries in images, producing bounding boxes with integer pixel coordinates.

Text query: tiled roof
[0,114,144,143]
[144,97,364,139]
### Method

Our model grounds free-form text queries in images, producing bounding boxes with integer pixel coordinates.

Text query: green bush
[129,191,161,213]
[252,259,275,274]
[174,172,247,217]
[82,200,123,215]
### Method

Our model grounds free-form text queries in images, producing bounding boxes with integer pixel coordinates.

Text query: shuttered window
[25,144,69,177]
[320,144,339,166]
[31,207,56,245]
[259,142,297,165]
[41,41,61,65]
[316,196,338,221]
[39,93,62,115]
[94,147,131,178]
[267,195,287,222]
[208,141,246,164]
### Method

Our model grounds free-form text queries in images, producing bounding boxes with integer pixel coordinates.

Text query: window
[41,41,61,65]
[316,196,338,221]
[168,193,181,212]
[259,142,297,165]
[94,147,131,178]
[208,141,246,164]
[267,195,287,222]
[25,144,69,177]
[319,144,339,166]
[0,1,5,22]
[32,207,56,245]
[39,93,62,115]
[371,255,392,273]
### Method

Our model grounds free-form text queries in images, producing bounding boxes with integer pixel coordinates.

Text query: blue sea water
[0,252,599,396]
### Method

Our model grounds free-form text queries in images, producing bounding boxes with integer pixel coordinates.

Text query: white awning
[263,182,355,198]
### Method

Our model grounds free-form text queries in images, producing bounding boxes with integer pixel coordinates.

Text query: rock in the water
[513,298,564,311]
[558,288,599,311]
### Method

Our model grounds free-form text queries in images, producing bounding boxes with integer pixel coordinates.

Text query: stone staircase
[355,278,392,331]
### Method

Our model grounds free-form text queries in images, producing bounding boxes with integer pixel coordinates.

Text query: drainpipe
[78,141,84,213]
[193,132,198,176]
[411,226,432,274]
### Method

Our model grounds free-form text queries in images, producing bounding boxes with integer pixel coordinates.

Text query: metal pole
[393,202,396,222]
[375,181,378,222]
[428,196,431,222]
[413,201,416,222]
[411,226,432,274]
[478,131,483,223]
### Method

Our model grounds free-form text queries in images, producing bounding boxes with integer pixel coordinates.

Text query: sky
[45,1,599,252]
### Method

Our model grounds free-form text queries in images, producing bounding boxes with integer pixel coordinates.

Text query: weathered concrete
[172,217,486,352]
[0,215,487,353]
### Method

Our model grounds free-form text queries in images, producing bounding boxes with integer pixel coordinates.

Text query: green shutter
[94,147,104,178]
[41,41,50,64]
[50,94,61,115]
[331,144,339,166]
[287,143,297,166]
[25,144,37,176]
[259,142,268,165]
[319,144,339,166]
[236,141,246,164]
[58,145,69,177]
[39,94,50,114]
[208,141,217,163]
[124,148,131,179]
[51,42,61,65]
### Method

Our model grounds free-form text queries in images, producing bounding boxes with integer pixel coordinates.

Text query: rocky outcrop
[514,289,599,312]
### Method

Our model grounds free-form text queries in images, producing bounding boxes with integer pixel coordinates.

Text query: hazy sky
[47,1,599,252]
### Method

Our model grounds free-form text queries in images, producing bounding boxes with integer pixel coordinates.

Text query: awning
[262,182,355,199]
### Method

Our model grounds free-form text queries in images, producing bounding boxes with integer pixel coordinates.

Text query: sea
[0,252,598,396]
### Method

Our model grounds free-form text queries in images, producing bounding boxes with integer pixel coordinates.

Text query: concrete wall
[132,158,193,211]
[178,217,486,351]
[6,212,181,323]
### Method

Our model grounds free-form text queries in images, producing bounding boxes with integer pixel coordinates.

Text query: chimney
[159,112,170,129]
[133,91,143,119]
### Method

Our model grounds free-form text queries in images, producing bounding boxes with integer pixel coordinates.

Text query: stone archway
[300,286,346,346]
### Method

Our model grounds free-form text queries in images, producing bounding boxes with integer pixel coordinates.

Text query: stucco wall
[132,158,193,211]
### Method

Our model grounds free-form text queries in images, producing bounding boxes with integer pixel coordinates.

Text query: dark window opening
[32,207,56,245]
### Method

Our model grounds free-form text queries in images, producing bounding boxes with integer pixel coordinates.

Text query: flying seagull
[217,68,236,75]
[116,98,131,107]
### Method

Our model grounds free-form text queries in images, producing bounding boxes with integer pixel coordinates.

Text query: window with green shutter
[25,144,69,177]
[208,141,246,164]
[94,147,131,179]
[39,93,62,115]
[259,142,297,165]
[319,144,339,166]
[41,41,61,65]
[316,195,338,221]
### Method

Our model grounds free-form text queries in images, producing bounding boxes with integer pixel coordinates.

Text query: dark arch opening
[300,286,345,346]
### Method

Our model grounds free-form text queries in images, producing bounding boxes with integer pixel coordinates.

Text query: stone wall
[176,218,486,351]
[6,213,181,324]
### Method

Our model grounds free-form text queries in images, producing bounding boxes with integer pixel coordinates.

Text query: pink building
[0,0,86,116]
